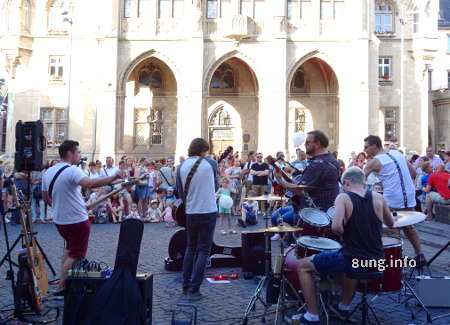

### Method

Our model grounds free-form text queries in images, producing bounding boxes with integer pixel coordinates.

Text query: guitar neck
[270,162,293,183]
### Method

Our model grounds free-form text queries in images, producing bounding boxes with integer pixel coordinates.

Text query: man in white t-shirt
[42,140,125,294]
[102,156,119,177]
[364,135,426,266]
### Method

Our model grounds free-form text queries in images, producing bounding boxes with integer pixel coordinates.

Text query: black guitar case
[85,219,145,325]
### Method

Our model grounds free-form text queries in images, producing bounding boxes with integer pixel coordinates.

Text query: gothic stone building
[0,0,443,161]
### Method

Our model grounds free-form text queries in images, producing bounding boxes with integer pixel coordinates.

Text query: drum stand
[242,212,272,325]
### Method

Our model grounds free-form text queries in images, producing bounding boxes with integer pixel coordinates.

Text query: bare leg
[403,226,422,255]
[341,275,358,306]
[425,195,433,218]
[297,257,319,315]
[58,249,75,291]
[227,214,232,231]
[220,214,225,230]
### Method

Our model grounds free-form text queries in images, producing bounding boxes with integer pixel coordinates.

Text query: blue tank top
[342,190,383,260]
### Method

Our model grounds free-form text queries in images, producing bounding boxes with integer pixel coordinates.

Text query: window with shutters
[40,107,67,146]
[48,56,64,81]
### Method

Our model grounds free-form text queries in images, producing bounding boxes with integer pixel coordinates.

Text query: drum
[297,208,330,237]
[326,206,335,221]
[284,236,342,291]
[295,235,342,258]
[368,236,403,292]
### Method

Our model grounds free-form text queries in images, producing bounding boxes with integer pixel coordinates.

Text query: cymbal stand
[242,211,272,325]
[303,191,318,209]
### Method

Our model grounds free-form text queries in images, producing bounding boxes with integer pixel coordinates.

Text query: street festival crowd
[1,140,450,232]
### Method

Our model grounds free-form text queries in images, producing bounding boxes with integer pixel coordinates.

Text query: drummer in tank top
[363,135,426,266]
[293,167,395,324]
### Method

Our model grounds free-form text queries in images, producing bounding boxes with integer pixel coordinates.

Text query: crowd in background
[0,145,449,229]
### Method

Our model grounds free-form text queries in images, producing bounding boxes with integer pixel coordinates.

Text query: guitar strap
[183,157,204,204]
[385,152,408,208]
[49,165,70,199]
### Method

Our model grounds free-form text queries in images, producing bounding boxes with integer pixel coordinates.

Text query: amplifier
[415,275,450,307]
[63,273,153,325]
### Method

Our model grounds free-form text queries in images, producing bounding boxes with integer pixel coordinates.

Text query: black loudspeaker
[14,120,45,172]
[63,274,153,325]
[241,230,269,278]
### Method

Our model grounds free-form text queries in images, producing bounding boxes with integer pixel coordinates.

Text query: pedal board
[415,275,450,307]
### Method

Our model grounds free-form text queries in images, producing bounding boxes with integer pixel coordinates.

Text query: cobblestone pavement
[1,217,450,325]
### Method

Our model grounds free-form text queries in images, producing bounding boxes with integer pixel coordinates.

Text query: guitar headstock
[266,155,277,167]
[218,146,233,164]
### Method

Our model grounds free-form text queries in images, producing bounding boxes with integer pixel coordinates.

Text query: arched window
[293,70,305,89]
[210,64,235,90]
[48,0,69,31]
[375,1,394,34]
[22,0,31,32]
[138,63,163,89]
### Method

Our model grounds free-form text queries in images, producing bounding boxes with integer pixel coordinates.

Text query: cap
[150,199,158,205]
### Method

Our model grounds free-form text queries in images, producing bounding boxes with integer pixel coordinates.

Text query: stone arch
[116,51,179,156]
[203,50,260,96]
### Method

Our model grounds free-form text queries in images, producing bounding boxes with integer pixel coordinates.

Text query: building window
[210,64,235,89]
[138,63,162,89]
[124,0,137,18]
[447,71,450,88]
[239,0,265,18]
[413,13,419,33]
[375,2,394,34]
[207,0,234,19]
[378,57,391,81]
[48,0,69,31]
[40,107,67,146]
[149,108,163,145]
[134,108,149,146]
[447,35,450,52]
[383,108,398,142]
[22,0,31,32]
[287,0,312,20]
[295,109,306,133]
[207,0,218,18]
[158,0,184,18]
[48,56,64,81]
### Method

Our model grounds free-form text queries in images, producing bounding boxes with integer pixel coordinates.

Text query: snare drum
[368,236,403,292]
[326,206,335,221]
[296,236,342,258]
[297,208,330,237]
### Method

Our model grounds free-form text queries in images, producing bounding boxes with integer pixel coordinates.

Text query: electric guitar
[174,146,233,228]
[12,185,48,313]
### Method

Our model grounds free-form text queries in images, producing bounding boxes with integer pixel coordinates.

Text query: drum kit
[241,189,430,325]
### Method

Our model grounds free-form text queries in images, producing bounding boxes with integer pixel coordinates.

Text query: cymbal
[294,184,319,190]
[244,195,288,201]
[383,211,426,228]
[257,225,303,233]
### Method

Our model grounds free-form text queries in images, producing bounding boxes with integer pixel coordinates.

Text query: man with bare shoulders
[294,167,394,324]
[363,135,426,266]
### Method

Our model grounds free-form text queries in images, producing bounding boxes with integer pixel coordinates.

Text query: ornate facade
[0,0,443,161]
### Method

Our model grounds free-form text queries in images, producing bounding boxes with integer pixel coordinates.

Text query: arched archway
[119,56,178,158]
[206,57,258,154]
[288,57,339,154]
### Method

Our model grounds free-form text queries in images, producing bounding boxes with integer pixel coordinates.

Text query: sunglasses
[257,156,263,158]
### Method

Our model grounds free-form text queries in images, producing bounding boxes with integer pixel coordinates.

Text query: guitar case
[84,219,145,325]
[165,229,242,271]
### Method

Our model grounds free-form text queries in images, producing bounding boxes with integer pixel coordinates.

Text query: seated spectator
[419,162,432,213]
[145,200,162,223]
[107,193,124,223]
[126,203,141,220]
[270,205,297,240]
[239,191,259,227]
[165,187,177,206]
[155,188,176,227]
[424,165,450,219]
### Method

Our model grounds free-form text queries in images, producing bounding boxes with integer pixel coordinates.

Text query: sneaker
[329,304,350,321]
[292,314,319,325]
[271,233,281,241]
[188,291,203,301]
[415,253,427,268]
[221,230,227,235]
[230,230,237,234]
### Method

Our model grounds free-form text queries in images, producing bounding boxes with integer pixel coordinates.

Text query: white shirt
[42,162,88,225]
[374,150,416,209]
[179,157,218,214]
[103,166,118,177]
[243,161,255,182]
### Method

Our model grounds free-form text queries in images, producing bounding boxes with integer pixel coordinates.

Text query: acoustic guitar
[12,185,48,313]
[174,146,233,228]
[266,155,293,183]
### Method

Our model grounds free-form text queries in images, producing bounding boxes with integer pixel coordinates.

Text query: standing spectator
[290,149,308,174]
[241,151,256,202]
[414,147,444,170]
[418,162,432,213]
[87,161,103,179]
[364,155,379,190]
[217,178,236,234]
[11,170,29,224]
[424,165,450,219]
[31,168,45,223]
[159,158,176,191]
[177,138,219,301]
[102,156,119,177]
[125,157,136,201]
[226,159,242,215]
[117,160,133,214]
[146,161,158,200]
[250,153,270,211]
[353,152,367,169]
[444,151,450,172]
[136,157,150,215]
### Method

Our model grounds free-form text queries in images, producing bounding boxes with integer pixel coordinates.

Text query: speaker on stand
[241,230,270,279]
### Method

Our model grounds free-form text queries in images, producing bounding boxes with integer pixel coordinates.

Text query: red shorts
[56,220,91,259]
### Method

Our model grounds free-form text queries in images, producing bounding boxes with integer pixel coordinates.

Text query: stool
[345,272,383,325]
